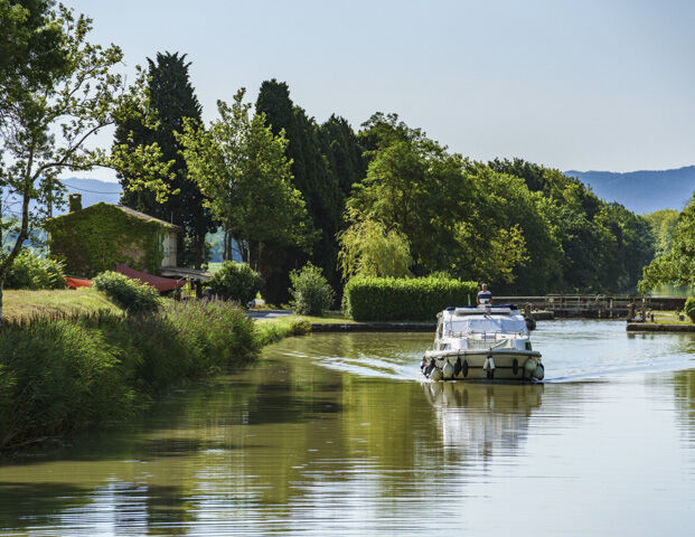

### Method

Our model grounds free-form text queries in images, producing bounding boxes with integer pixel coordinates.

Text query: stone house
[45,194,180,277]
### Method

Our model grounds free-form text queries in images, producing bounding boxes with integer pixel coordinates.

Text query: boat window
[449,316,527,335]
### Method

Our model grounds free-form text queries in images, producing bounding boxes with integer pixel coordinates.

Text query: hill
[566,166,695,214]
[59,178,122,213]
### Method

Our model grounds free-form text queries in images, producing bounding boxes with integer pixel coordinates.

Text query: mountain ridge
[565,165,695,214]
[51,168,695,217]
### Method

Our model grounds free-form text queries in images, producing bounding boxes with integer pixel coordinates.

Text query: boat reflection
[422,382,544,457]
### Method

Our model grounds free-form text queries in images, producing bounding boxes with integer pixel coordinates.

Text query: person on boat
[477,283,492,305]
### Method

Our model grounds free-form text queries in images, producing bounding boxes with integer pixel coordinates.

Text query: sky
[62,0,695,181]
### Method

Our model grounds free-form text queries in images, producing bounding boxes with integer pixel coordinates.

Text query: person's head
[481,283,488,291]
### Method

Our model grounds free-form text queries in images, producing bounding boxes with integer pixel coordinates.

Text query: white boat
[421,305,544,382]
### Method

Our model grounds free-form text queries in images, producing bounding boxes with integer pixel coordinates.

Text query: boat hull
[421,349,543,382]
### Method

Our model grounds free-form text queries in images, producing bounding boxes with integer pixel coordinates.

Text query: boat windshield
[447,316,527,335]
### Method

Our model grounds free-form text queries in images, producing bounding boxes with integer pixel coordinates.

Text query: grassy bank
[645,310,693,325]
[0,300,259,451]
[3,288,122,322]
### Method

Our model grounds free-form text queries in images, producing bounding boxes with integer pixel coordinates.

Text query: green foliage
[116,51,214,268]
[348,120,547,290]
[643,209,679,255]
[5,250,65,290]
[343,276,478,322]
[640,193,695,292]
[338,217,412,279]
[44,203,169,276]
[256,80,365,303]
[0,2,168,319]
[0,300,260,449]
[684,298,695,323]
[289,263,335,315]
[177,88,314,272]
[207,261,263,304]
[92,271,161,314]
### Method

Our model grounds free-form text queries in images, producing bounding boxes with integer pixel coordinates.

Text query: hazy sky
[63,0,695,181]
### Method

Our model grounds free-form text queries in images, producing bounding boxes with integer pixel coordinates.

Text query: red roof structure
[65,276,92,289]
[116,264,185,292]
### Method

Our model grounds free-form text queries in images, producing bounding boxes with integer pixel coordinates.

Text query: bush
[92,271,161,314]
[207,261,263,305]
[289,263,334,315]
[5,250,65,290]
[343,276,479,322]
[685,297,695,323]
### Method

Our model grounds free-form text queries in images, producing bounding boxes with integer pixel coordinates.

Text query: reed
[0,299,260,450]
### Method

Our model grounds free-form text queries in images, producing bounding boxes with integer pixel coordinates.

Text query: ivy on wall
[44,203,172,277]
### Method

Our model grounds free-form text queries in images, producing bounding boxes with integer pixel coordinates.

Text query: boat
[420,305,544,382]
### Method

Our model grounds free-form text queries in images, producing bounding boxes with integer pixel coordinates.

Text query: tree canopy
[115,51,214,268]
[0,2,167,320]
[177,88,314,277]
[639,194,695,292]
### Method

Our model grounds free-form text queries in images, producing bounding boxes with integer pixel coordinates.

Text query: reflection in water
[0,321,694,536]
[423,382,543,457]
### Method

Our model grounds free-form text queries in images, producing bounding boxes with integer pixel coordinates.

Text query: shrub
[289,262,335,315]
[343,276,479,322]
[5,250,65,290]
[207,261,263,305]
[92,271,161,314]
[685,297,695,323]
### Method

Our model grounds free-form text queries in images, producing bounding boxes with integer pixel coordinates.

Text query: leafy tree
[115,51,214,268]
[640,193,695,291]
[338,216,412,279]
[492,157,655,292]
[0,4,168,322]
[177,88,314,278]
[644,209,679,255]
[349,116,538,287]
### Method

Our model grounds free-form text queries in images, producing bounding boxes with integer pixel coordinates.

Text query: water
[1,320,694,536]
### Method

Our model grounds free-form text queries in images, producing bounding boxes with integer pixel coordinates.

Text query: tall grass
[0,300,260,450]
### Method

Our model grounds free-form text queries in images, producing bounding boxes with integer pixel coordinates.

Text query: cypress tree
[115,52,214,268]
[255,79,344,301]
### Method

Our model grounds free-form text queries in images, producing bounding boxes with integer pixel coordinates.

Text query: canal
[1,320,694,536]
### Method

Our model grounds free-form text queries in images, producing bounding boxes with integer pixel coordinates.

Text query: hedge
[343,276,479,322]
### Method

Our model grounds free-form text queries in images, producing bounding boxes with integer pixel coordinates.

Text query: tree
[319,114,366,197]
[115,51,214,268]
[338,216,412,279]
[640,193,695,292]
[644,209,679,255]
[0,4,168,322]
[255,79,345,301]
[177,88,314,277]
[349,116,536,287]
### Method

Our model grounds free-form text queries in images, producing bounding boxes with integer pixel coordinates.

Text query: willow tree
[0,3,169,322]
[177,88,314,276]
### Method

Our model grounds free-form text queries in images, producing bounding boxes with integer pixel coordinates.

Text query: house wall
[45,203,178,276]
[161,231,177,267]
